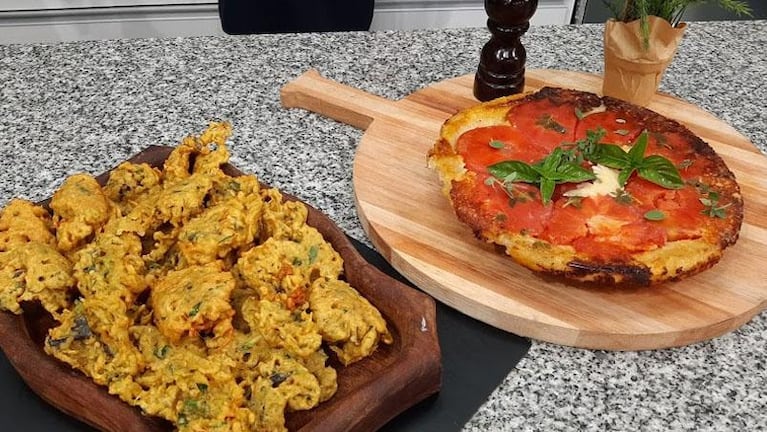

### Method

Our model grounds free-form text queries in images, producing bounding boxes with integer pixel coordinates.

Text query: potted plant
[602,0,752,106]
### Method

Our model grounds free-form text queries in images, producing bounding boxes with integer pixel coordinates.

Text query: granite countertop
[1,20,766,431]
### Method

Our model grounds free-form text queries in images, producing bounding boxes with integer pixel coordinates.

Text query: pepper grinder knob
[473,0,539,101]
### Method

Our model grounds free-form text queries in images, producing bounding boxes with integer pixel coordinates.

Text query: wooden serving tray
[0,146,441,432]
[280,68,767,351]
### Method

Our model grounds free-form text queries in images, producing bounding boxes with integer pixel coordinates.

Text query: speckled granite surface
[1,20,766,431]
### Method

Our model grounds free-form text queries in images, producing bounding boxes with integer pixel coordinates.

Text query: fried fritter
[178,198,258,266]
[0,241,73,314]
[241,297,321,358]
[247,351,322,431]
[0,198,56,252]
[150,262,236,349]
[0,122,392,432]
[103,162,162,215]
[73,232,146,299]
[310,278,393,366]
[50,173,113,253]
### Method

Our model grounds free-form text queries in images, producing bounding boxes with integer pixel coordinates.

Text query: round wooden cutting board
[281,69,767,350]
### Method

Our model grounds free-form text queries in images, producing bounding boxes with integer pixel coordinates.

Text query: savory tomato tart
[428,87,743,285]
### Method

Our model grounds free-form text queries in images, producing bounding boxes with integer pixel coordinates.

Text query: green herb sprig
[700,191,731,218]
[488,147,596,204]
[605,0,752,49]
[588,131,684,189]
[487,129,684,205]
[644,209,666,221]
[562,128,606,164]
[536,114,567,134]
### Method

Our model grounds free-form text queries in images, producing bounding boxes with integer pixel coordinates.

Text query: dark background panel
[581,0,767,23]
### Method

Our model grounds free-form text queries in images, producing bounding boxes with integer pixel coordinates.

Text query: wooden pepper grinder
[474,0,539,101]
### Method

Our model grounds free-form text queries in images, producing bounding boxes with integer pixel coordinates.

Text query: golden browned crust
[428,87,743,286]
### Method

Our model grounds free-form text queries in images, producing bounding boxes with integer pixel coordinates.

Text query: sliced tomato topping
[626,178,706,240]
[540,200,589,245]
[575,110,643,146]
[571,237,633,262]
[540,192,669,256]
[644,131,716,179]
[507,99,578,151]
[478,178,550,236]
[456,125,550,174]
[568,217,666,260]
[617,221,667,250]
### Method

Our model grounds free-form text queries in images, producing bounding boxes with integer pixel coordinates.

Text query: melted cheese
[564,164,622,198]
[581,104,606,117]
[586,214,626,237]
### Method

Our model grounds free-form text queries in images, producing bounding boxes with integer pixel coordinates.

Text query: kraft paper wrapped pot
[602,16,687,106]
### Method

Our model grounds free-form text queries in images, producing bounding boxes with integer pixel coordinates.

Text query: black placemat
[350,237,531,432]
[0,238,530,431]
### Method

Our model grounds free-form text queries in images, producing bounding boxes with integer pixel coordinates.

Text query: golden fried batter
[177,198,257,266]
[0,241,73,314]
[0,122,392,432]
[234,234,342,301]
[103,162,162,215]
[46,295,144,388]
[247,351,321,431]
[131,325,252,431]
[150,262,236,348]
[241,297,321,358]
[0,198,56,251]
[310,278,393,366]
[50,173,113,253]
[73,232,146,299]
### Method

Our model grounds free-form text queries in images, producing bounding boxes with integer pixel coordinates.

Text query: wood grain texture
[0,146,441,432]
[280,68,767,350]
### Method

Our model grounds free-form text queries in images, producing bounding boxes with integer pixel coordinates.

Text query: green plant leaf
[607,0,752,45]
[637,155,684,189]
[552,162,597,183]
[489,139,505,149]
[628,131,649,165]
[488,161,540,183]
[536,114,567,134]
[590,143,630,168]
[488,147,595,205]
[644,209,666,221]
[539,178,556,204]
[618,167,636,186]
[536,147,566,174]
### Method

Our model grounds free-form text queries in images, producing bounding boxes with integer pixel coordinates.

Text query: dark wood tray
[0,146,441,432]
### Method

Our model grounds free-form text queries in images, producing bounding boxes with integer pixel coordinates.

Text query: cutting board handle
[280,69,396,130]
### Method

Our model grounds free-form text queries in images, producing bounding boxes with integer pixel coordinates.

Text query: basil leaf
[638,155,684,189]
[488,160,540,183]
[590,144,630,168]
[539,178,556,204]
[536,147,565,174]
[618,167,635,186]
[552,162,596,183]
[644,209,666,221]
[628,131,649,165]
